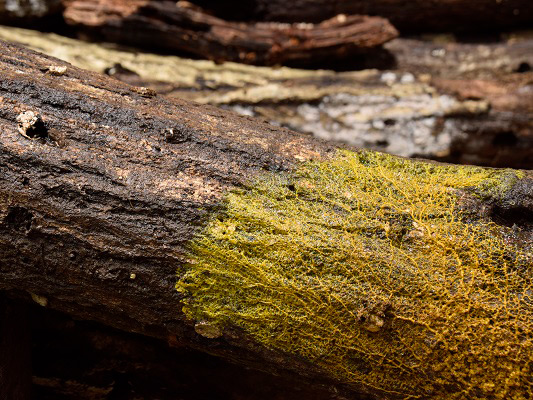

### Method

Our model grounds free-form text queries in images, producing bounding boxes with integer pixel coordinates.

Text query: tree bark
[1,25,531,169]
[62,0,397,67]
[0,40,531,399]
[0,37,349,397]
[192,0,533,33]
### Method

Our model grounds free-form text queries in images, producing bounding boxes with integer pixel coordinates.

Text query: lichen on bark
[178,150,532,399]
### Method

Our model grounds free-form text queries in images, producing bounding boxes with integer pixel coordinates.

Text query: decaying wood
[386,37,533,79]
[0,40,532,399]
[192,0,533,33]
[2,26,532,169]
[61,0,397,66]
[0,38,350,398]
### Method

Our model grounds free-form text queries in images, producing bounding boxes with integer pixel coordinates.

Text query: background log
[192,0,533,33]
[62,0,397,66]
[0,0,61,21]
[28,303,335,400]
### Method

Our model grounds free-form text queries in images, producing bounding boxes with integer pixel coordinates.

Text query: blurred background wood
[28,303,339,400]
[192,0,533,33]
[0,0,61,21]
[62,0,398,66]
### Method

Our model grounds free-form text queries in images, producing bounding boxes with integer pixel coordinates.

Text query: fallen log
[61,0,397,67]
[192,0,533,33]
[1,26,532,169]
[0,40,532,399]
[385,36,533,79]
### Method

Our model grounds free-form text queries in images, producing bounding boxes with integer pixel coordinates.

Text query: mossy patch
[177,150,532,399]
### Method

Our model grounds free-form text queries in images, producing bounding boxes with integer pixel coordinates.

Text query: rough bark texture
[0,38,352,398]
[0,40,532,399]
[2,26,531,169]
[62,0,397,67]
[193,0,533,33]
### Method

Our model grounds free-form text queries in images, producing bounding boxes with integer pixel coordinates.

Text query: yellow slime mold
[178,150,532,399]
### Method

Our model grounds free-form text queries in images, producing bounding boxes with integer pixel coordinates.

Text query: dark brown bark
[0,40,532,399]
[385,38,533,79]
[62,0,397,66]
[0,38,348,397]
[193,0,533,33]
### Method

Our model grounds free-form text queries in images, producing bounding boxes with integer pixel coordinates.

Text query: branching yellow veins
[177,150,531,399]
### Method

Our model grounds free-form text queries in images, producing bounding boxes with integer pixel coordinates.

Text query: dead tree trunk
[0,41,532,399]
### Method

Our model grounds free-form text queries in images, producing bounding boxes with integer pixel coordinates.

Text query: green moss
[177,150,532,399]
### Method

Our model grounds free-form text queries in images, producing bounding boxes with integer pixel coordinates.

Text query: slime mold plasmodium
[177,150,532,399]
